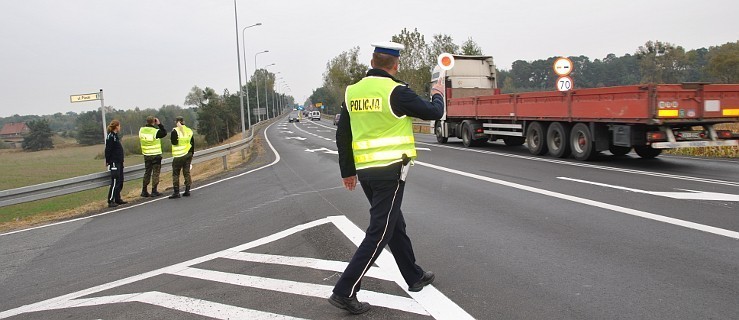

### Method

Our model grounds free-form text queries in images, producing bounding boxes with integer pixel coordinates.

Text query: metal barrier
[0,123,261,208]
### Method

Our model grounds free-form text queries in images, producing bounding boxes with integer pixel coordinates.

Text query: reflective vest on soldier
[346,76,416,170]
[172,125,193,158]
[139,126,162,156]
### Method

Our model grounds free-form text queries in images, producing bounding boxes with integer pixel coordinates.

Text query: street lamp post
[240,22,261,132]
[263,64,276,119]
[274,78,284,116]
[254,50,269,121]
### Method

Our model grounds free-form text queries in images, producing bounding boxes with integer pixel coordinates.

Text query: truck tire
[526,122,548,155]
[503,137,525,146]
[462,123,474,147]
[634,146,662,159]
[547,122,571,158]
[435,121,448,144]
[570,123,597,161]
[609,145,631,156]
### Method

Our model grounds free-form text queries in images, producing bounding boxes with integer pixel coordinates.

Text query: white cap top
[371,41,405,57]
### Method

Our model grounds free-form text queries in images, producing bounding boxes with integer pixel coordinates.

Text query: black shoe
[328,294,371,314]
[108,202,118,208]
[408,271,435,292]
[182,186,191,197]
[115,200,128,205]
[140,190,150,197]
[150,189,161,197]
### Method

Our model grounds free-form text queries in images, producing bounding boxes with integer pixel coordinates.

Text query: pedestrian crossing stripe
[0,216,473,319]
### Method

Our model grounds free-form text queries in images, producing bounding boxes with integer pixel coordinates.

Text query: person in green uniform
[139,116,166,197]
[169,116,194,199]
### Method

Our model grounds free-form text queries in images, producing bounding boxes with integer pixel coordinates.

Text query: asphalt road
[1,117,737,319]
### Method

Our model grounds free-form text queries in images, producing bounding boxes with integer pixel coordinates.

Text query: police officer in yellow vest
[169,116,194,199]
[139,116,167,197]
[329,42,445,314]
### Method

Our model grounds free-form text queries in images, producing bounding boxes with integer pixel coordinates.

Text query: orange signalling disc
[437,53,455,70]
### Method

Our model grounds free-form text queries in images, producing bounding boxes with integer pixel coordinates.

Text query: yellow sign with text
[70,93,100,103]
[349,98,382,113]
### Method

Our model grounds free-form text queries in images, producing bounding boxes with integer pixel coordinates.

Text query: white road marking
[280,130,294,133]
[415,161,739,240]
[0,216,472,319]
[416,141,739,187]
[328,216,475,320]
[558,177,739,201]
[416,147,431,151]
[32,292,305,320]
[174,267,428,315]
[292,123,335,142]
[224,252,394,282]
[305,147,338,154]
[285,136,307,140]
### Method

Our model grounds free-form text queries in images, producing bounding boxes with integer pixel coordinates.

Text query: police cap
[371,41,404,57]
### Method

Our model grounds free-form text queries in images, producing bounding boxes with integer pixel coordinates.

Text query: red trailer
[432,56,739,160]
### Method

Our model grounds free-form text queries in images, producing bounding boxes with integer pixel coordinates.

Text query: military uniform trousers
[143,155,162,189]
[107,162,124,203]
[172,153,192,189]
[333,178,424,298]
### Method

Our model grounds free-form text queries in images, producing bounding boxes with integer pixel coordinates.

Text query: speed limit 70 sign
[557,76,574,92]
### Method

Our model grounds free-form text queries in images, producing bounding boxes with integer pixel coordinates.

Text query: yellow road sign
[70,93,100,103]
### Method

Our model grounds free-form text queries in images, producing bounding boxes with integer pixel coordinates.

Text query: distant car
[310,111,321,121]
[288,113,300,123]
[333,113,341,125]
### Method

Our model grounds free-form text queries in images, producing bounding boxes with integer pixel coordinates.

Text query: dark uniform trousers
[172,153,193,189]
[107,162,124,203]
[143,155,162,189]
[333,178,424,298]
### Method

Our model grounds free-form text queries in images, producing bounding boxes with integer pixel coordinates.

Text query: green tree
[75,110,103,145]
[22,119,54,151]
[392,28,431,95]
[427,33,459,67]
[460,37,483,55]
[316,46,369,112]
[636,40,688,83]
[706,41,739,83]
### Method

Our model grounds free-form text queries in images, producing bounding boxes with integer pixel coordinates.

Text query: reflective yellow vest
[172,125,193,158]
[346,76,416,170]
[138,126,162,156]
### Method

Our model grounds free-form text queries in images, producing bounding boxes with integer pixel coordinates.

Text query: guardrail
[0,122,264,208]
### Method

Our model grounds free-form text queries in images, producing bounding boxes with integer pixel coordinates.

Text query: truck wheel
[526,122,548,155]
[462,123,474,147]
[570,123,596,161]
[435,121,448,144]
[634,146,662,159]
[609,145,631,156]
[547,122,571,158]
[503,137,525,146]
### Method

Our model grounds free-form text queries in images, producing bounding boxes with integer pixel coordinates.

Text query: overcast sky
[1,0,737,117]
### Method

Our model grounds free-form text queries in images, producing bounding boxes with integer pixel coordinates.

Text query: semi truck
[431,55,739,160]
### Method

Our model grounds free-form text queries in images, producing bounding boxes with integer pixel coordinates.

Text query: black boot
[141,187,150,197]
[182,186,191,197]
[150,185,161,197]
[168,187,180,199]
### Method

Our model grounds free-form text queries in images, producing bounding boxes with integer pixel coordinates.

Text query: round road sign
[556,76,574,92]
[553,57,573,76]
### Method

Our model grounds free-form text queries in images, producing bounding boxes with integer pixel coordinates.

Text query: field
[0,136,144,190]
[0,134,263,232]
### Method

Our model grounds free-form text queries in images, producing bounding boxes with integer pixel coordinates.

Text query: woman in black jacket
[105,120,127,207]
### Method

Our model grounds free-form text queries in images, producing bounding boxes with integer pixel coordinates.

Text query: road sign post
[71,89,106,143]
[553,57,574,92]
